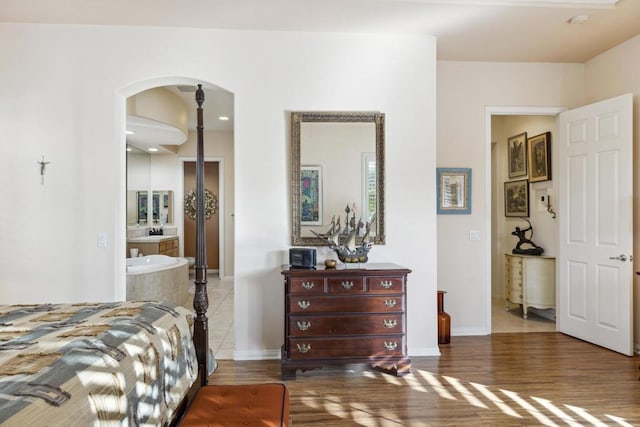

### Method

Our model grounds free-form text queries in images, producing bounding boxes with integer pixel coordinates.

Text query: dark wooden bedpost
[194,84,209,386]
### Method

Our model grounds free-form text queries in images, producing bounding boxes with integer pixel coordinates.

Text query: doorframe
[179,157,225,279]
[117,76,219,300]
[485,106,566,333]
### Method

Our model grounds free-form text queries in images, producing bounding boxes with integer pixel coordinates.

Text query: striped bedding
[0,301,198,426]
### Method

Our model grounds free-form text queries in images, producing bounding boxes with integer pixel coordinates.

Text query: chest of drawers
[281,263,411,379]
[505,253,555,319]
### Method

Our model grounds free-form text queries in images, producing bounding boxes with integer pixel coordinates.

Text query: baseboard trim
[452,327,489,336]
[408,346,441,357]
[233,349,281,361]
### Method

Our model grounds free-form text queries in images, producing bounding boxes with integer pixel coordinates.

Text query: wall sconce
[547,195,556,219]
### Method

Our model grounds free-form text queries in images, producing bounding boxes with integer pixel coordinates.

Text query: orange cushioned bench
[179,383,290,427]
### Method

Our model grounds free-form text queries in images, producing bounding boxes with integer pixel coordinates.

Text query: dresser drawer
[288,336,405,359]
[367,276,404,294]
[288,314,404,336]
[327,277,365,293]
[281,264,411,379]
[289,295,404,314]
[288,277,325,294]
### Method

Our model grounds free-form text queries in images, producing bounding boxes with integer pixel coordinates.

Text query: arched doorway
[118,77,235,359]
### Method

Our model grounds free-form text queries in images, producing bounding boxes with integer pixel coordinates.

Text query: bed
[0,301,198,425]
[0,85,212,426]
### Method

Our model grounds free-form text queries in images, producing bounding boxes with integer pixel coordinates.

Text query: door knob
[609,254,627,262]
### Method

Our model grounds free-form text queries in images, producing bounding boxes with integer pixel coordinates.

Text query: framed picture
[437,168,472,214]
[528,131,552,182]
[300,165,322,225]
[504,179,529,217]
[507,132,528,178]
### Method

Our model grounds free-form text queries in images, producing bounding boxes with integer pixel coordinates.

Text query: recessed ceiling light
[568,14,590,24]
[126,130,136,135]
[126,147,132,152]
[148,148,159,152]
[218,116,229,121]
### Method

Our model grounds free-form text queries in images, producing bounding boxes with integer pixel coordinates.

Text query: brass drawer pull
[383,319,397,329]
[297,301,311,310]
[384,299,397,308]
[341,280,354,289]
[296,320,311,331]
[384,341,398,351]
[302,281,315,290]
[297,343,311,353]
[379,280,393,289]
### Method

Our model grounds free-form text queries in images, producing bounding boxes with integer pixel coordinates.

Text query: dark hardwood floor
[207,333,640,426]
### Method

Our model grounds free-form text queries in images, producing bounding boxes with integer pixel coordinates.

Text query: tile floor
[208,276,235,359]
[187,272,235,359]
[491,296,556,333]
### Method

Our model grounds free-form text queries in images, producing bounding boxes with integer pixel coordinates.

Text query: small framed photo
[300,165,322,225]
[504,179,529,217]
[528,131,552,182]
[507,132,528,179]
[437,168,472,214]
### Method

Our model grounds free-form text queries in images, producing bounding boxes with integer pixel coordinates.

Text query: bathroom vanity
[127,235,179,257]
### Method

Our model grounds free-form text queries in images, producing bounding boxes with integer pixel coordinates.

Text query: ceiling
[2,0,639,63]
[5,0,639,148]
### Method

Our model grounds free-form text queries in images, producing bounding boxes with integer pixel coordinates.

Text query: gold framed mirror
[290,111,385,246]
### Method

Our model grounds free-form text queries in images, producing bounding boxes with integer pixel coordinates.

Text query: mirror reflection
[291,111,385,246]
[152,190,173,224]
[126,146,174,226]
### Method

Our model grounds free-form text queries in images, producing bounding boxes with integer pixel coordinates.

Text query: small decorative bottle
[437,290,451,344]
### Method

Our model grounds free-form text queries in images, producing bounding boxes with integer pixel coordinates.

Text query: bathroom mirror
[291,111,385,246]
[152,190,174,224]
[126,146,150,226]
[126,146,174,225]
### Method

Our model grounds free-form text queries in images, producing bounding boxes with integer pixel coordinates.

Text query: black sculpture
[511,218,544,256]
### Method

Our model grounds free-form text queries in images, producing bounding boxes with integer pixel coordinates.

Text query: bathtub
[126,254,180,274]
[126,255,192,307]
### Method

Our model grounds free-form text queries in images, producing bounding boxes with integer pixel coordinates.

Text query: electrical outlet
[97,232,107,248]
[469,230,481,241]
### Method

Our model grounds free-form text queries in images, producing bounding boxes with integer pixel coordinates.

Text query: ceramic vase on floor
[437,290,451,344]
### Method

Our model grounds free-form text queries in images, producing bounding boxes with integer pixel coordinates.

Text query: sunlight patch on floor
[604,414,634,427]
[443,375,488,409]
[501,389,558,426]
[415,370,455,400]
[470,382,522,419]
[296,367,634,425]
[323,394,348,419]
[532,397,580,425]
[564,404,609,426]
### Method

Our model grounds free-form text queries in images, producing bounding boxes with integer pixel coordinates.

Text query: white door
[557,93,633,355]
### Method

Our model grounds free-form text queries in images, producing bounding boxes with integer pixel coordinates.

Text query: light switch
[97,232,107,248]
[469,230,481,241]
[537,192,547,211]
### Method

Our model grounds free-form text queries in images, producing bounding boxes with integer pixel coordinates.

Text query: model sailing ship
[311,204,374,263]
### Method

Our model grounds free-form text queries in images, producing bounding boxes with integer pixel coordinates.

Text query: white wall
[0,24,437,358]
[585,33,640,348]
[437,61,584,335]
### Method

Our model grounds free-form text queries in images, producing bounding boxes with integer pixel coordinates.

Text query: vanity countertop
[127,235,178,243]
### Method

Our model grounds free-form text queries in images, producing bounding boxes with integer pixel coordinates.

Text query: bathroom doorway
[122,78,236,358]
